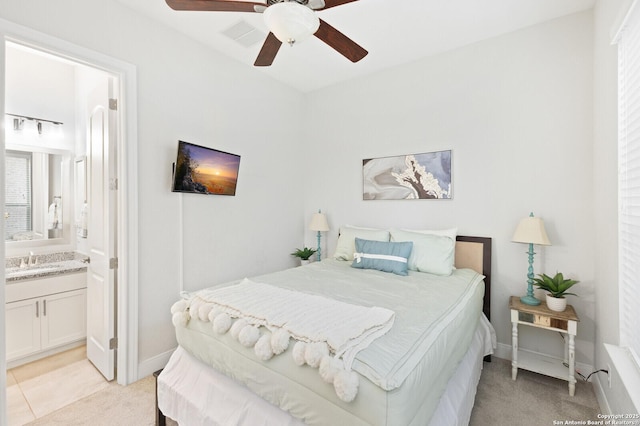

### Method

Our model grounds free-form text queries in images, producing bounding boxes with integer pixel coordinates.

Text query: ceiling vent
[222,20,265,48]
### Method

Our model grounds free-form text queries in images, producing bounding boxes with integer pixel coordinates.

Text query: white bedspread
[193,278,395,368]
[170,260,486,424]
[158,315,496,426]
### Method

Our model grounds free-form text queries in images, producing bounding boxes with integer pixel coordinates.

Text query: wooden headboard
[455,236,492,323]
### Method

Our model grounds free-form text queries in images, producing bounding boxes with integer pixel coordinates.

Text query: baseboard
[494,342,594,377]
[137,347,176,380]
[603,343,640,413]
[6,340,85,370]
[494,342,512,361]
[592,375,611,414]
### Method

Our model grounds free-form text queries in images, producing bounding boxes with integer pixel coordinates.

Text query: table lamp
[512,212,551,306]
[309,210,329,262]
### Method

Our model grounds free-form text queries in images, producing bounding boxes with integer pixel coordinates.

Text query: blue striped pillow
[351,238,413,276]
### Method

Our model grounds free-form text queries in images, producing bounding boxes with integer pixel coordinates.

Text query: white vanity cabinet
[6,271,87,364]
[6,298,41,360]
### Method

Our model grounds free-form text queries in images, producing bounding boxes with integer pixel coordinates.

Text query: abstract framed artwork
[363,150,452,200]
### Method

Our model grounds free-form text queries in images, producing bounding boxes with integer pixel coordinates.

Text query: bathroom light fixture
[7,113,63,135]
[512,212,551,306]
[309,209,329,261]
[6,113,63,127]
[13,117,24,131]
[263,1,320,46]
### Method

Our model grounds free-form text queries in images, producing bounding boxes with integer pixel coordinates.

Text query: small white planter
[300,259,310,266]
[546,294,567,312]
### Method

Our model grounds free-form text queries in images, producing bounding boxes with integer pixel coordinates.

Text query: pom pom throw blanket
[172,278,395,401]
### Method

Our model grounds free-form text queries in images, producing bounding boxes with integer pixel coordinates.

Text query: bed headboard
[455,236,492,322]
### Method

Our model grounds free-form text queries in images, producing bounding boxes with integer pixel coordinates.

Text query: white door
[86,77,118,381]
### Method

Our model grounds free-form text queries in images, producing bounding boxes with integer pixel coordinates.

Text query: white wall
[304,11,596,365]
[0,0,306,373]
[5,46,75,152]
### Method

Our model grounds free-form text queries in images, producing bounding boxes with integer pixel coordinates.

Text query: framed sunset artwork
[172,140,241,196]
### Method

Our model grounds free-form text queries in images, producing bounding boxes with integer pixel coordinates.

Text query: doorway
[1,18,139,426]
[4,40,117,380]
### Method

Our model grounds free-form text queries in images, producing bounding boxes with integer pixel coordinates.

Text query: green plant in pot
[532,272,579,312]
[291,247,317,264]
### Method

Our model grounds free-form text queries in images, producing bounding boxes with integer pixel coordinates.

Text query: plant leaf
[532,272,579,297]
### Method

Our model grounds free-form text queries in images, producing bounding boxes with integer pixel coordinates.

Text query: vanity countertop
[5,252,89,282]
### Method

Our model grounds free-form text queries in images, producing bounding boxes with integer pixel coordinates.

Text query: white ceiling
[115,0,595,93]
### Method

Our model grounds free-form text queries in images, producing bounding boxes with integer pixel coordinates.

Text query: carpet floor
[24,356,601,426]
[470,357,601,426]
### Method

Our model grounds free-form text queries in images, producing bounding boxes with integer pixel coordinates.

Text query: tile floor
[6,346,109,426]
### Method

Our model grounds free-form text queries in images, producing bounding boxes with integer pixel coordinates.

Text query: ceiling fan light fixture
[263,2,320,46]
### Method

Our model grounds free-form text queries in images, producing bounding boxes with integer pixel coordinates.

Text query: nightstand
[509,295,580,396]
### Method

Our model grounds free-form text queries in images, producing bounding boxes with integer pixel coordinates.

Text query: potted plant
[532,272,579,312]
[291,247,317,265]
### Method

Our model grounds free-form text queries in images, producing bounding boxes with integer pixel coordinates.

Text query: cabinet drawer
[6,271,87,303]
[518,312,569,330]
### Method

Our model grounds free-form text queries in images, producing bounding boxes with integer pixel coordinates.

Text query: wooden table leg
[568,334,576,396]
[511,318,519,380]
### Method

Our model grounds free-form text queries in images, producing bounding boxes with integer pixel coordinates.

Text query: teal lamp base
[316,230,321,262]
[520,294,541,306]
[520,242,541,306]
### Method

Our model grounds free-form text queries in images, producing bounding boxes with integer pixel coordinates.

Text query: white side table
[509,295,580,396]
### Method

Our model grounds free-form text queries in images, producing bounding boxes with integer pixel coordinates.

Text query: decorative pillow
[351,238,413,276]
[390,229,455,276]
[333,225,390,261]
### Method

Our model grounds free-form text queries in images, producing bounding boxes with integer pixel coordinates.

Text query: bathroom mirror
[4,144,72,246]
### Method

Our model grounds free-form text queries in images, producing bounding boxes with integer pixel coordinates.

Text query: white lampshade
[512,215,551,246]
[263,2,320,46]
[309,212,329,232]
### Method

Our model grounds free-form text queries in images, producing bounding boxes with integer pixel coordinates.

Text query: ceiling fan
[165,0,368,67]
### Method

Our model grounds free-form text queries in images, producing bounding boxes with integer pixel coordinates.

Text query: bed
[157,229,494,426]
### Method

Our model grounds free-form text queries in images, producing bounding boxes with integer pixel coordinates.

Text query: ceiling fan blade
[319,0,358,10]
[165,0,263,12]
[254,32,283,67]
[314,19,367,63]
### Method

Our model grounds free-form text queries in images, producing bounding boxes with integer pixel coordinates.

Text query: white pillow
[400,227,457,241]
[333,225,390,261]
[390,229,455,275]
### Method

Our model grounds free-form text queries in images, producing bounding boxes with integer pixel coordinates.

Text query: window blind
[4,150,32,240]
[618,0,640,364]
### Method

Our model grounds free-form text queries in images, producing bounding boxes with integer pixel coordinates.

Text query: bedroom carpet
[23,375,159,426]
[17,356,601,426]
[470,357,601,426]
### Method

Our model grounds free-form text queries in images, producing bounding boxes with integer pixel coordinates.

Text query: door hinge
[109,257,118,269]
[110,178,118,191]
[109,337,118,350]
[109,98,118,111]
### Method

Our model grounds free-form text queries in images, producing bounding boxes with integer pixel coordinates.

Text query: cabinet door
[6,298,41,361]
[41,289,87,350]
